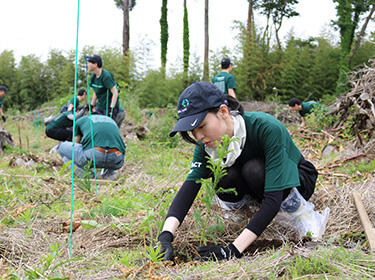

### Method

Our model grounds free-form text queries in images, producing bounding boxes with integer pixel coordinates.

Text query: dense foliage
[1,23,375,112]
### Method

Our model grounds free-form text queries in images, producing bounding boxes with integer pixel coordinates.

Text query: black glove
[156,231,174,261]
[1,116,5,122]
[195,243,242,261]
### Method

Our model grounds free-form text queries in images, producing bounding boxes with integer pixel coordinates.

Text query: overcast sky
[0,0,339,69]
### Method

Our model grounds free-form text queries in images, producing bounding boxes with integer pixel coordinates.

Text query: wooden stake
[353,191,375,252]
[17,122,22,149]
[26,135,29,150]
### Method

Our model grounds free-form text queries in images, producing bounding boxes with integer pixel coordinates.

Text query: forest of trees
[1,0,375,111]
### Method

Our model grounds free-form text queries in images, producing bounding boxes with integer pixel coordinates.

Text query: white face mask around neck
[204,112,246,167]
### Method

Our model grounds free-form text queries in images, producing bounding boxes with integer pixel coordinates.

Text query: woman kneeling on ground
[157,82,324,261]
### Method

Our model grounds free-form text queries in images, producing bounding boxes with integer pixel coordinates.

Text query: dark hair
[289,97,301,107]
[180,95,244,145]
[78,89,86,96]
[87,55,103,68]
[221,58,231,69]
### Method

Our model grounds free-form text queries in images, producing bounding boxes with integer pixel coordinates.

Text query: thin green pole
[69,0,81,259]
[106,89,109,117]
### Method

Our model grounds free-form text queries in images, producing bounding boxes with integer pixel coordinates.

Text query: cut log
[0,129,14,152]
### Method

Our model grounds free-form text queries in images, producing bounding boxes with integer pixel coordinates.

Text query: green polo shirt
[46,111,73,130]
[75,115,126,153]
[299,101,321,117]
[68,97,79,107]
[90,69,119,112]
[186,112,301,192]
[212,72,235,95]
[0,97,3,108]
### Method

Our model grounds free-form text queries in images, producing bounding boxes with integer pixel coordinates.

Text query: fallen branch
[323,153,366,169]
[342,153,366,162]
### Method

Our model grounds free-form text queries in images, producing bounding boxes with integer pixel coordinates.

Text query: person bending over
[156,82,322,261]
[45,106,86,142]
[59,89,87,113]
[57,114,126,180]
[289,97,324,127]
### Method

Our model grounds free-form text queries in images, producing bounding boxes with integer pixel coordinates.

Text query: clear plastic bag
[276,188,330,239]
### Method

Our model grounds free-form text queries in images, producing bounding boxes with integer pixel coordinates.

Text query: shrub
[135,70,184,108]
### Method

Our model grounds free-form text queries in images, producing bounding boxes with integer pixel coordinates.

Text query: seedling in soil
[77,161,93,193]
[144,244,164,263]
[193,135,238,246]
[19,243,81,280]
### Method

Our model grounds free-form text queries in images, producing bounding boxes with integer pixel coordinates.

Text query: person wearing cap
[212,58,236,99]
[87,55,120,122]
[57,114,126,180]
[45,106,86,142]
[60,89,87,113]
[156,82,320,261]
[0,86,8,122]
[289,97,324,127]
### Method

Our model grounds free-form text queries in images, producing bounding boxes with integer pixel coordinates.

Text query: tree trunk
[160,0,169,76]
[247,0,253,39]
[122,0,130,57]
[274,2,286,50]
[202,0,209,81]
[348,4,375,65]
[183,0,190,87]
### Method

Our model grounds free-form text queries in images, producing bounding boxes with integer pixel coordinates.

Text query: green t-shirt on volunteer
[299,101,322,117]
[75,115,126,153]
[186,112,302,192]
[46,111,73,130]
[68,97,79,107]
[90,69,119,112]
[0,97,3,108]
[212,72,235,95]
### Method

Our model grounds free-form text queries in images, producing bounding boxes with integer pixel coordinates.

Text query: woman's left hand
[195,243,242,261]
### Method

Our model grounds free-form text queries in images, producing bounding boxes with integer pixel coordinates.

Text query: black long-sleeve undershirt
[166,180,285,237]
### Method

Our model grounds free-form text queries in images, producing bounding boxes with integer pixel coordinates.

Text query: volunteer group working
[0,56,329,261]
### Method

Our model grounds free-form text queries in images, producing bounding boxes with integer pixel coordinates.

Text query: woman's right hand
[157,231,174,261]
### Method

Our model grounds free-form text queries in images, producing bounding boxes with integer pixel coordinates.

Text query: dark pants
[95,105,119,121]
[216,156,318,203]
[45,127,73,142]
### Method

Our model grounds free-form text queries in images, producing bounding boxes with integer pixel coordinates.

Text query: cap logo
[191,119,198,127]
[181,99,189,108]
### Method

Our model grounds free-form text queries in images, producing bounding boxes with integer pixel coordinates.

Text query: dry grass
[1,122,375,279]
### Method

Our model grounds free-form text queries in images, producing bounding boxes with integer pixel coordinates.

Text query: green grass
[1,108,375,279]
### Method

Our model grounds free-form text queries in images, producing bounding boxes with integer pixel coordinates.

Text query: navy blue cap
[221,57,232,69]
[0,86,8,93]
[170,82,228,137]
